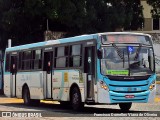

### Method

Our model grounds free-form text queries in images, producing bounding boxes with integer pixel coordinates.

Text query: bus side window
[32,50,42,69]
[69,44,82,67]
[18,52,22,70]
[54,46,69,68]
[22,51,31,70]
[5,53,10,72]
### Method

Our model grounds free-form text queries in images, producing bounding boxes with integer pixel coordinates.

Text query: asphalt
[0,94,160,104]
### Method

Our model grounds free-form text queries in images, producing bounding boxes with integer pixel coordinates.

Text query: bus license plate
[125,95,135,98]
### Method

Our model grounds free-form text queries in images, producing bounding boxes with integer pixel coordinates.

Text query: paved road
[0,95,160,120]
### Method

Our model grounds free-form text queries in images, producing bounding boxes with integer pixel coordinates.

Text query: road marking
[0,98,59,104]
[154,97,160,102]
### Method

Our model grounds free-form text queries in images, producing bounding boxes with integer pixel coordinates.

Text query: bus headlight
[149,81,155,91]
[100,81,109,91]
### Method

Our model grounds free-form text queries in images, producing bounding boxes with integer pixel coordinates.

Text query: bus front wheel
[71,87,84,111]
[119,103,132,111]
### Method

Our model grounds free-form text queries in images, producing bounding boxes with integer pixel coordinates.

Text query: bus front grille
[112,90,147,93]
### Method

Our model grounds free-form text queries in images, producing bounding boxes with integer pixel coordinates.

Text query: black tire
[71,87,84,111]
[23,86,32,106]
[31,99,40,106]
[60,101,71,108]
[119,103,132,111]
[23,86,40,106]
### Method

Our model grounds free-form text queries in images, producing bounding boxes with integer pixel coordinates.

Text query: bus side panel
[16,72,31,98]
[16,71,44,99]
[148,87,156,103]
[96,53,111,103]
[60,71,69,101]
[97,82,111,103]
[30,71,44,99]
[68,70,85,102]
[148,75,156,103]
[16,72,22,98]
[52,71,62,100]
[4,74,11,97]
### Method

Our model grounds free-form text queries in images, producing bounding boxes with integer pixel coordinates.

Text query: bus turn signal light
[149,81,155,91]
[100,81,109,91]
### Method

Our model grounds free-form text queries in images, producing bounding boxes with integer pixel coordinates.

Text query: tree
[0,0,144,50]
[147,0,160,18]
[125,0,144,30]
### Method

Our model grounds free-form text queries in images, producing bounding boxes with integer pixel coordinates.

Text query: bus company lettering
[64,72,68,82]
[21,75,29,81]
[72,75,79,81]
[52,78,58,82]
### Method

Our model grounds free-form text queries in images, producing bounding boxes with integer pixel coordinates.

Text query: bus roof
[98,32,151,37]
[5,32,151,52]
[6,34,98,52]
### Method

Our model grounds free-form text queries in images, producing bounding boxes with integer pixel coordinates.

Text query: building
[141,0,160,32]
[140,0,160,84]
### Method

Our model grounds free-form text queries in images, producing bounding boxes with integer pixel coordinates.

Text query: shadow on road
[0,102,143,115]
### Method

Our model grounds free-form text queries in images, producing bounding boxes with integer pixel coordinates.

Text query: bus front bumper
[109,88,156,103]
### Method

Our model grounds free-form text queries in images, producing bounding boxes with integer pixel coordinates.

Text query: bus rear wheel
[23,86,40,106]
[119,103,132,111]
[71,87,84,111]
[23,86,31,106]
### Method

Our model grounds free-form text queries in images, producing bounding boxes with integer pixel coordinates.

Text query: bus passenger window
[33,50,42,69]
[18,52,22,70]
[22,51,31,70]
[5,53,10,72]
[55,46,68,68]
[69,45,82,67]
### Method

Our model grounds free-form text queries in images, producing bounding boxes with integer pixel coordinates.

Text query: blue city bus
[3,32,156,111]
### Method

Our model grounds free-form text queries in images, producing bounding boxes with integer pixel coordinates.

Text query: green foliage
[147,0,160,18]
[0,0,144,49]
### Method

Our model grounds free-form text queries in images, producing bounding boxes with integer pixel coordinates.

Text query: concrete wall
[143,18,152,31]
[141,0,152,31]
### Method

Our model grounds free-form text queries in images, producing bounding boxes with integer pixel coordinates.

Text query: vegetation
[147,0,160,18]
[0,0,144,49]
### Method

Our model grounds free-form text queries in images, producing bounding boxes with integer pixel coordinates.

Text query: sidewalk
[0,94,6,98]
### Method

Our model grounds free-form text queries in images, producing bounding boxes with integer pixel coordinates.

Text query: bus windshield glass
[101,45,155,76]
[101,34,152,45]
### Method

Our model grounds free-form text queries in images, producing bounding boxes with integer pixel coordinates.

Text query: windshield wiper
[112,43,124,60]
[112,43,125,68]
[134,43,142,60]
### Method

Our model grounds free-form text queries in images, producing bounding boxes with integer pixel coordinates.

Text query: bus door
[43,50,53,99]
[84,42,95,102]
[10,54,17,97]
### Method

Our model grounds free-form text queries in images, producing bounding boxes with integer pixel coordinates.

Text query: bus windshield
[101,44,155,76]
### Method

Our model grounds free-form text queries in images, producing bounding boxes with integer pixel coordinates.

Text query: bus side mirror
[97,49,102,59]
